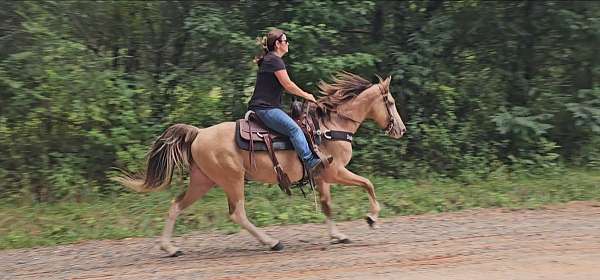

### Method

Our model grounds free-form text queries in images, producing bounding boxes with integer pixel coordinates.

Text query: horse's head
[367,76,406,139]
[317,72,406,138]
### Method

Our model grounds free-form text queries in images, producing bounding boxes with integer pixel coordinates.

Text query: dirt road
[2,201,599,280]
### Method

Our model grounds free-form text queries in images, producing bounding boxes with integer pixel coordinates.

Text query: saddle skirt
[235,118,294,151]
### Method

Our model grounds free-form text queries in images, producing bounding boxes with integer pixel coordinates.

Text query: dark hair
[254,28,285,65]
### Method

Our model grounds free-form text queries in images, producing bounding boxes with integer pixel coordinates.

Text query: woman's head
[255,28,289,64]
[266,28,288,53]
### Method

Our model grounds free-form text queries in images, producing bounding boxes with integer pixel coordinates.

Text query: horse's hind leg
[160,166,214,257]
[317,181,350,243]
[223,181,282,250]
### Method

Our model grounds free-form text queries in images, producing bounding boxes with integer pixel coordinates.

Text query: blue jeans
[254,108,319,167]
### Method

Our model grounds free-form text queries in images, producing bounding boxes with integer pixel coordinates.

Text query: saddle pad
[235,120,294,151]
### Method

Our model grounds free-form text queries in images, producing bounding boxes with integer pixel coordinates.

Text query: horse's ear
[384,76,392,88]
[376,75,392,88]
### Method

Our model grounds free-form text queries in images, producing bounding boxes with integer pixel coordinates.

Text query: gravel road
[2,201,599,280]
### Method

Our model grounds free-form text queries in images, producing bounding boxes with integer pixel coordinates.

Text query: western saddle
[235,101,352,196]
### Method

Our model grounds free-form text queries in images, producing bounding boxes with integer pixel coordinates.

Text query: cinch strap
[323,130,354,143]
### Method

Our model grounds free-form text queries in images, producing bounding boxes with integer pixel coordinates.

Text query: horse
[113,72,406,256]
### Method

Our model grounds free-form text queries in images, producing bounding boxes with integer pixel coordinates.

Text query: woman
[248,28,325,175]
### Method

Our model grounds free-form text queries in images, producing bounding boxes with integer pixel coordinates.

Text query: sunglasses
[275,33,289,44]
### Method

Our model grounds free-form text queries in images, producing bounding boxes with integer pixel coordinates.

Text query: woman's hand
[304,93,317,103]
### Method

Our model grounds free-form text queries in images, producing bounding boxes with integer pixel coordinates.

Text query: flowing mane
[316,72,373,118]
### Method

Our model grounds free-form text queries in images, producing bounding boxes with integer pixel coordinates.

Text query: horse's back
[194,121,237,144]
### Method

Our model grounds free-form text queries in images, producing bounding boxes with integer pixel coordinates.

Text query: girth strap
[248,118,255,169]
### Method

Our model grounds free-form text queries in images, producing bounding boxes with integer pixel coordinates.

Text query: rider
[248,28,326,175]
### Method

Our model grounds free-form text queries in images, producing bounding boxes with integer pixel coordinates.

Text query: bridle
[378,83,397,135]
[333,84,397,136]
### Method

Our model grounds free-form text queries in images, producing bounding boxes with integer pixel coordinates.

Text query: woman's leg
[254,108,317,165]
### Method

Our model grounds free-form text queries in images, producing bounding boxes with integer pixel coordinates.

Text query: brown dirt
[2,201,600,280]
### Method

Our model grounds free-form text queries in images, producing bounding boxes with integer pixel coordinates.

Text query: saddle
[235,101,332,196]
[235,117,294,151]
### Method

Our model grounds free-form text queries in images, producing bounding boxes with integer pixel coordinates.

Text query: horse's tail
[112,124,200,193]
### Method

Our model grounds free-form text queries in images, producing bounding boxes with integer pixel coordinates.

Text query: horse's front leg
[317,181,351,243]
[331,168,381,228]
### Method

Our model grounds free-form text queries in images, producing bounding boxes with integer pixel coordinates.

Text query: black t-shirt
[248,52,286,110]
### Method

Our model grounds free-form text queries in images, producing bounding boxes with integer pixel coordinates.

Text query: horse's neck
[320,113,359,133]
[316,86,381,165]
[320,85,378,133]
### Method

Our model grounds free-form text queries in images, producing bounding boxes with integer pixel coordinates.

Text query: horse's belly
[242,150,305,183]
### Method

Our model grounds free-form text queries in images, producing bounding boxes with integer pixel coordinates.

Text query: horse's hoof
[169,250,184,257]
[339,238,352,244]
[270,241,284,251]
[332,238,352,244]
[366,215,376,228]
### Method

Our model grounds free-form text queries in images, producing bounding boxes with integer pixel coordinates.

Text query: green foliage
[1,0,599,203]
[1,169,598,249]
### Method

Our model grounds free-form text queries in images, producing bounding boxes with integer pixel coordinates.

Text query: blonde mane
[316,72,373,118]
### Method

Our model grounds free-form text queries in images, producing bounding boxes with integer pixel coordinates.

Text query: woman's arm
[274,69,317,103]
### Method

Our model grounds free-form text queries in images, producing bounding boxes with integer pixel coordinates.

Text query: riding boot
[307,156,334,177]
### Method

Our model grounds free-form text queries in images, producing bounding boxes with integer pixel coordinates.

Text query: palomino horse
[114,72,406,256]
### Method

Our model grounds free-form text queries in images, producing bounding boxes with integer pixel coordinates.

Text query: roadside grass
[1,168,598,250]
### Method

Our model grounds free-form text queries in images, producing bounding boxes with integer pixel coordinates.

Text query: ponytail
[253,35,269,65]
